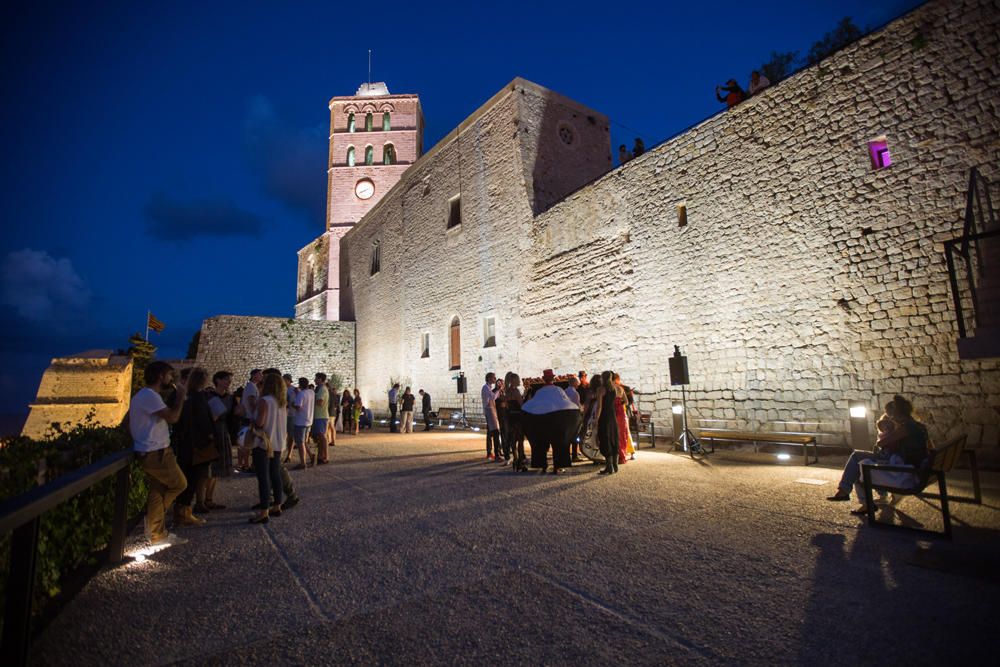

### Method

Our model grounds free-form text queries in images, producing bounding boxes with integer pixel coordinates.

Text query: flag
[147,312,166,333]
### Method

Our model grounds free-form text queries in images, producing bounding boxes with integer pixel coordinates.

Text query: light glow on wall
[849,405,867,419]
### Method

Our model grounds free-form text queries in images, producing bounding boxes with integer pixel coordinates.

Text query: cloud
[145,194,264,240]
[0,249,92,323]
[244,95,327,225]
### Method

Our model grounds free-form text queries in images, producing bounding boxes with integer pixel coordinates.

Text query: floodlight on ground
[671,401,684,447]
[776,453,791,461]
[849,400,870,450]
[671,404,684,415]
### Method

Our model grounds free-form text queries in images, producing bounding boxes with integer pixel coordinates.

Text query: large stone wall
[521,0,1000,447]
[340,79,611,413]
[196,316,355,390]
[337,0,1000,450]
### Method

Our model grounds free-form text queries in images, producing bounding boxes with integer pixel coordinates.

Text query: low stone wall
[196,315,355,390]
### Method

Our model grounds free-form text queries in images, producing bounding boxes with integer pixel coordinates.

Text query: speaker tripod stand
[674,385,707,458]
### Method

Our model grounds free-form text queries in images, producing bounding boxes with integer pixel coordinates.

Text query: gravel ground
[30,432,1000,666]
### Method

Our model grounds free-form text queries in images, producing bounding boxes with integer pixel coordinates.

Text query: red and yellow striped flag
[147,312,166,333]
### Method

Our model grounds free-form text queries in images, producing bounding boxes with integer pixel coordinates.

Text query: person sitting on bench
[826,395,930,514]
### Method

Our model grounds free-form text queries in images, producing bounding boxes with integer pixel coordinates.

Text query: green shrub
[0,421,147,627]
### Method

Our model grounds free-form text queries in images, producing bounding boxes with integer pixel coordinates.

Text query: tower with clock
[295,81,423,320]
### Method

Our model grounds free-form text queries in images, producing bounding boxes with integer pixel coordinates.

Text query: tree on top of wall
[806,17,863,65]
[760,51,799,84]
[127,332,156,393]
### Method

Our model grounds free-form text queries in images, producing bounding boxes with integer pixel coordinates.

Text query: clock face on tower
[355,178,375,200]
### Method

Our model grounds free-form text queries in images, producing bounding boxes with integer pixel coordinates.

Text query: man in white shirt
[129,360,188,546]
[291,377,315,468]
[481,373,501,460]
[749,70,771,95]
[388,383,400,433]
[242,369,262,423]
[564,376,581,407]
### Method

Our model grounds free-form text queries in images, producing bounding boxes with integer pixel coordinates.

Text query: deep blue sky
[0,0,921,420]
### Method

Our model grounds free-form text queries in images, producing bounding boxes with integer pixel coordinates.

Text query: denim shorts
[293,425,309,446]
[311,418,328,436]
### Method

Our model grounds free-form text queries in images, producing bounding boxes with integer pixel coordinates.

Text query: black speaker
[456,375,467,394]
[669,346,689,386]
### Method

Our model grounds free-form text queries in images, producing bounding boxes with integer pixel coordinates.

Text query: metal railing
[0,449,133,667]
[946,167,997,339]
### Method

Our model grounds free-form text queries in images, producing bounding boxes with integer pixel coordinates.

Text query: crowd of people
[128,362,374,545]
[478,368,639,475]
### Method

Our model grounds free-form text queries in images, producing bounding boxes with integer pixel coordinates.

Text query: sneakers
[150,532,188,546]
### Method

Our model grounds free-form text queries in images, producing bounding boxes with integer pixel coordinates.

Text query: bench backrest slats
[930,434,967,473]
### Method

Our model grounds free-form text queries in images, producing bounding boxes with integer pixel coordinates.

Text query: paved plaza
[31,432,1000,665]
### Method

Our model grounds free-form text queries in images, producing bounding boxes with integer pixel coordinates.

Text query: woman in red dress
[613,374,629,464]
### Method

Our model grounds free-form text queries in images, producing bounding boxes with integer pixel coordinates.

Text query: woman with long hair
[340,389,354,434]
[352,388,362,435]
[249,372,287,524]
[172,367,214,527]
[613,372,635,462]
[594,371,619,474]
[501,372,527,471]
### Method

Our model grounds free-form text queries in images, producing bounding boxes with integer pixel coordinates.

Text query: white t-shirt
[243,381,259,420]
[259,395,286,453]
[564,386,581,407]
[286,386,299,417]
[129,387,170,453]
[294,388,315,427]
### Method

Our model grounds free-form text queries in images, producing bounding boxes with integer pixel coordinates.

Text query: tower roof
[355,82,390,96]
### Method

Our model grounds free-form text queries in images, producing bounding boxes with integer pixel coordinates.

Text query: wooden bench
[695,429,819,465]
[860,434,981,539]
[633,412,656,449]
[434,407,466,428]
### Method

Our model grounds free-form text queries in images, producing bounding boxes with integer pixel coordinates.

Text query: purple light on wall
[868,138,892,169]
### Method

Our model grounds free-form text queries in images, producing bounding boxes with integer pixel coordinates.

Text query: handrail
[947,168,997,340]
[0,448,134,667]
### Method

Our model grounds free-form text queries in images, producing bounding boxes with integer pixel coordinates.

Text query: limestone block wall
[341,79,612,411]
[22,351,133,439]
[196,316,355,390]
[523,0,1000,447]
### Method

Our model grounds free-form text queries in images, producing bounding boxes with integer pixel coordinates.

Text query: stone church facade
[188,0,999,452]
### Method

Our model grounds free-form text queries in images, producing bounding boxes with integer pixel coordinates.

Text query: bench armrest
[859,462,917,474]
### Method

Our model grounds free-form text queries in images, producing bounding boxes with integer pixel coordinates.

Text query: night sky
[0,0,921,423]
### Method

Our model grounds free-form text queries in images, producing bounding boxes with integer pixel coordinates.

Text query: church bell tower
[295,82,423,320]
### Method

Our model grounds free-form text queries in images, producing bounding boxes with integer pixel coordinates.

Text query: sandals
[850,506,870,515]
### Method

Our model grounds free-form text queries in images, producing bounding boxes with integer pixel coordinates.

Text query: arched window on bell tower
[347,113,355,133]
[365,145,374,165]
[383,143,396,165]
[382,112,391,131]
[346,146,355,167]
[365,112,373,131]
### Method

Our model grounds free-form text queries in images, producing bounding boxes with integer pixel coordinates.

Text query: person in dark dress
[419,389,433,430]
[501,373,527,472]
[595,370,620,474]
[172,367,216,524]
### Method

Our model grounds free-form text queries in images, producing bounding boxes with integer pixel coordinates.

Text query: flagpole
[145,309,150,342]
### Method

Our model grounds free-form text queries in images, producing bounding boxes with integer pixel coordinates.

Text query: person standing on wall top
[716,79,745,108]
[748,70,771,95]
[618,144,632,165]
[400,386,415,433]
[388,382,400,432]
[312,373,330,465]
[130,360,188,546]
[632,138,645,157]
[419,389,433,431]
[482,373,502,461]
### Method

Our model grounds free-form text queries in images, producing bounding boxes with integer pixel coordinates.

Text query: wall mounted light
[849,401,870,450]
[671,401,684,442]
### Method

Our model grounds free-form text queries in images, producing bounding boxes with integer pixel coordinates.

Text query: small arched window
[347,113,355,133]
[365,145,374,165]
[365,112,373,131]
[382,112,391,131]
[383,143,396,165]
[449,317,461,370]
[346,146,355,167]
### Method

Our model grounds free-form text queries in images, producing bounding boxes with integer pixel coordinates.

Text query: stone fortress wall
[196,316,355,391]
[22,351,133,439]
[341,0,1000,449]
